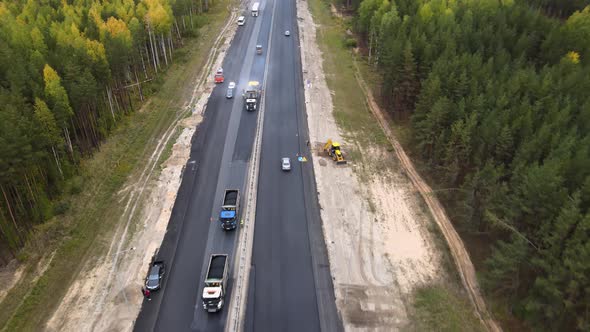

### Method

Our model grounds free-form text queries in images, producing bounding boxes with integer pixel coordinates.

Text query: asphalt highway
[244,0,341,330]
[133,0,340,330]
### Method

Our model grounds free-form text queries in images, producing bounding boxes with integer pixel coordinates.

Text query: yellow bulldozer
[323,139,347,164]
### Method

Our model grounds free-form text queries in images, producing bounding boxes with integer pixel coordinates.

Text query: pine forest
[0,0,210,261]
[347,0,590,328]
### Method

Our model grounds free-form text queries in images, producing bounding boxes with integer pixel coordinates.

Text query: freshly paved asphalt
[244,0,341,330]
[133,0,340,330]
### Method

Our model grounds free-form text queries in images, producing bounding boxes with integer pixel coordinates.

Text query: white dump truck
[202,254,228,313]
[251,2,260,16]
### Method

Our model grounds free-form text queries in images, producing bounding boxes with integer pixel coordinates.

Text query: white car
[284,30,290,36]
[281,157,291,171]
[237,16,245,26]
[226,82,236,99]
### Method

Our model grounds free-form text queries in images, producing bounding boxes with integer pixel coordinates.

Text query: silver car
[226,82,236,99]
[145,261,165,291]
[281,157,291,171]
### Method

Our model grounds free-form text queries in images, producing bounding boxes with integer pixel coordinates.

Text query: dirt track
[352,61,502,332]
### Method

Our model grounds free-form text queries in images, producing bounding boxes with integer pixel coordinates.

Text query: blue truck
[220,189,239,230]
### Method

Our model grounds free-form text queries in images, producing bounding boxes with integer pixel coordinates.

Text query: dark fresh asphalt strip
[133,3,272,331]
[244,0,341,330]
[133,0,341,330]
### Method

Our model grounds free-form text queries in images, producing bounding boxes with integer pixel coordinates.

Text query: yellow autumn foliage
[43,64,60,85]
[565,51,580,64]
[50,23,108,67]
[144,0,173,33]
[0,2,8,18]
[105,17,132,45]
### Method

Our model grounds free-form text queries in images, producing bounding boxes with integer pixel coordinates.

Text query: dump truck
[214,67,224,83]
[324,139,347,164]
[243,81,260,112]
[251,2,260,16]
[202,254,228,313]
[219,189,239,230]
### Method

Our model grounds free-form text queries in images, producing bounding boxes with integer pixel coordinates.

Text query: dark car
[146,261,165,291]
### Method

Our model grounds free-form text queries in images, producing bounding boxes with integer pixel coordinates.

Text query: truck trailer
[219,189,239,230]
[202,254,228,313]
[251,2,260,16]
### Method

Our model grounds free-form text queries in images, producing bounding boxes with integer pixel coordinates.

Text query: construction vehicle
[251,2,260,16]
[219,189,239,230]
[202,254,228,313]
[214,67,224,83]
[324,139,347,164]
[243,81,260,111]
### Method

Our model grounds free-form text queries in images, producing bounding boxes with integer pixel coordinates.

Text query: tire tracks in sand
[46,8,240,332]
[352,59,501,332]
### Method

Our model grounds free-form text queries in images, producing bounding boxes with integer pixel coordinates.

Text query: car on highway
[237,16,245,26]
[284,30,290,36]
[256,45,263,55]
[146,261,166,291]
[281,157,291,171]
[214,67,224,83]
[226,82,236,99]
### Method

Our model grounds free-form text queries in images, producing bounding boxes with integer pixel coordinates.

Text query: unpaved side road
[353,61,501,332]
[297,0,442,330]
[298,0,501,329]
[44,8,240,332]
[0,262,25,304]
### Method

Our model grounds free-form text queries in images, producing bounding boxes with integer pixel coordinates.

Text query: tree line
[524,0,590,18]
[350,0,590,329]
[0,0,214,264]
